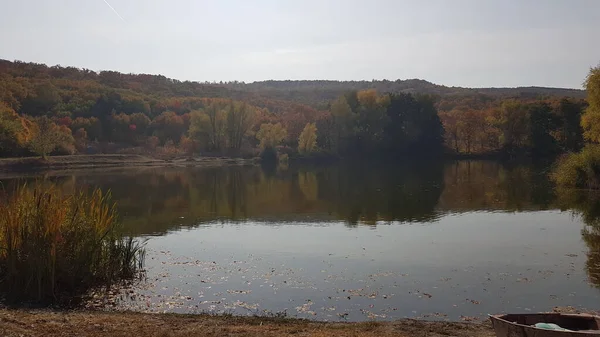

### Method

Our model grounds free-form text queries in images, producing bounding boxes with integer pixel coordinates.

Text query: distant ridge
[228,79,585,97]
[0,59,586,111]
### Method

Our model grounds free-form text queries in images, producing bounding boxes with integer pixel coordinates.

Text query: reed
[0,183,145,305]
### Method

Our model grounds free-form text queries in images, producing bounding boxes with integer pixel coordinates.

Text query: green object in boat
[534,323,572,331]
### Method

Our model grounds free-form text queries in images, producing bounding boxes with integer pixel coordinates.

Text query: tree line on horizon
[0,59,592,160]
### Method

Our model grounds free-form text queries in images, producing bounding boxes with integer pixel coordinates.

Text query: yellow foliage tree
[298,122,317,154]
[28,116,74,158]
[582,65,600,142]
[0,102,33,154]
[256,123,287,149]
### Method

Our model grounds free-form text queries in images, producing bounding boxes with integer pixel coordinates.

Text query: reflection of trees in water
[316,160,444,226]
[0,160,555,233]
[556,189,600,288]
[298,171,318,202]
[439,160,554,212]
[4,160,600,289]
[583,226,600,288]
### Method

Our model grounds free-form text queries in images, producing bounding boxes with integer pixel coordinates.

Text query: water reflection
[555,189,600,288]
[0,160,594,233]
[2,160,600,302]
[439,160,554,212]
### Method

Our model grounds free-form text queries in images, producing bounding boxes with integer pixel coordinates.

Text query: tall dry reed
[0,183,145,305]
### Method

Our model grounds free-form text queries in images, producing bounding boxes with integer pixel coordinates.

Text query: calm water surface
[3,160,600,321]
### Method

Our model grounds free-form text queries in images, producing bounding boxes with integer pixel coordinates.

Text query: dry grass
[0,184,145,304]
[0,310,495,337]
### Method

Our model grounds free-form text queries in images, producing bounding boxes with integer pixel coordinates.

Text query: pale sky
[1,0,599,88]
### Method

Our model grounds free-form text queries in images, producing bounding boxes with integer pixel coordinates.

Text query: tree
[554,98,585,151]
[21,82,61,116]
[498,100,530,151]
[28,116,74,158]
[256,123,287,150]
[129,112,151,137]
[226,102,255,151]
[329,96,355,153]
[355,90,389,152]
[189,110,212,151]
[146,136,160,152]
[180,135,196,155]
[527,102,559,156]
[0,102,32,155]
[72,117,102,141]
[439,110,460,152]
[151,111,186,144]
[582,65,600,142]
[298,123,317,154]
[204,103,227,151]
[74,128,88,153]
[457,110,485,154]
[383,93,443,155]
[281,105,318,147]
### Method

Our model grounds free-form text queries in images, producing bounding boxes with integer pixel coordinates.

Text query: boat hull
[490,314,600,336]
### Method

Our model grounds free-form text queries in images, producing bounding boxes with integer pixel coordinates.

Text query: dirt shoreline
[0,309,495,337]
[0,155,259,173]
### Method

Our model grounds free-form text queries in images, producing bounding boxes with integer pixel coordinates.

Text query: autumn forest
[0,59,594,161]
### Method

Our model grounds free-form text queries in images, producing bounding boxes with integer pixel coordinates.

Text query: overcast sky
[1,0,599,88]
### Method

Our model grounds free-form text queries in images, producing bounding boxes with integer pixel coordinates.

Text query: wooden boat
[490,313,600,336]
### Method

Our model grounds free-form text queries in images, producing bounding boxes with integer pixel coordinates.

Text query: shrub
[278,153,289,164]
[259,146,278,163]
[0,183,145,305]
[552,145,600,189]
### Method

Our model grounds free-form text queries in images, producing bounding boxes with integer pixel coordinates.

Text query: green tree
[189,110,212,151]
[528,102,559,156]
[21,82,61,116]
[298,123,317,154]
[498,100,530,151]
[355,89,389,152]
[188,103,226,151]
[582,65,600,142]
[554,98,585,152]
[383,93,444,155]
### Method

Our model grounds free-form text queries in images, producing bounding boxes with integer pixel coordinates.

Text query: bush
[0,183,145,305]
[259,146,278,163]
[279,153,289,164]
[552,145,600,189]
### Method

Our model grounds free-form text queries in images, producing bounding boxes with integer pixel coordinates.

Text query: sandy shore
[0,309,495,337]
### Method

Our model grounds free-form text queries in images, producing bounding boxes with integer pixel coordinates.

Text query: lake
[2,160,600,321]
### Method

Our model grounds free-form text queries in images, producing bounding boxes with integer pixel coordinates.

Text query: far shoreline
[0,154,260,173]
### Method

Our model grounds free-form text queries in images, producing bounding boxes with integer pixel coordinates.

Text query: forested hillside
[226,79,585,109]
[0,59,589,159]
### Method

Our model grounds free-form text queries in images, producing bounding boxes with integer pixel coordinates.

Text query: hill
[0,59,589,159]
[224,79,585,108]
[1,59,585,110]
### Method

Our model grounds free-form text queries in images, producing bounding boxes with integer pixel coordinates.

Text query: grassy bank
[0,155,258,172]
[0,309,495,337]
